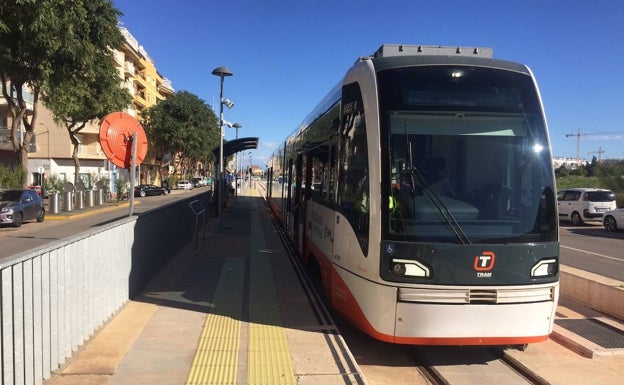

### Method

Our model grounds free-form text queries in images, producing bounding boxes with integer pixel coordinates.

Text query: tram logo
[474,251,495,272]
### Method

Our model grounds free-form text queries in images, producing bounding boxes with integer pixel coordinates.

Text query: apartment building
[115,26,175,186]
[0,26,174,191]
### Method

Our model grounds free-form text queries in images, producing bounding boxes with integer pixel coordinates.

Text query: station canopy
[212,137,259,162]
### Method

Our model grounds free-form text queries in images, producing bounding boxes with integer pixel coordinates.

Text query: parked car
[0,189,46,227]
[557,188,616,226]
[191,178,205,187]
[134,184,169,197]
[603,208,624,232]
[177,180,194,190]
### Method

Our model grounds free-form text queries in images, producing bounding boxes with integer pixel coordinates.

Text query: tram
[265,45,559,345]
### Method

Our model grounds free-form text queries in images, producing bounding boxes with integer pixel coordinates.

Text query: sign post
[99,112,148,217]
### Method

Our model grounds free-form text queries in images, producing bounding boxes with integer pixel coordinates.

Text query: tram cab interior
[386,112,556,243]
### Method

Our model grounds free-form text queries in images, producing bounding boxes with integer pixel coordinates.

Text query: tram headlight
[531,258,558,278]
[391,259,431,278]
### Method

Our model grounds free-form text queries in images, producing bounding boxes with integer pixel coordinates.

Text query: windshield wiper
[405,166,471,244]
[403,134,470,244]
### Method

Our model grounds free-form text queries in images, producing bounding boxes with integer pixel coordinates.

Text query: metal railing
[0,192,211,384]
[189,200,206,250]
[0,218,135,385]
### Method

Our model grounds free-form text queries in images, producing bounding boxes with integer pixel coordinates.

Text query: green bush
[0,164,25,188]
[95,175,111,197]
[44,174,65,193]
[555,176,606,191]
[114,176,127,201]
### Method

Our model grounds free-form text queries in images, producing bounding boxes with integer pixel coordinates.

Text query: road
[0,187,208,260]
[558,222,624,281]
[2,192,624,283]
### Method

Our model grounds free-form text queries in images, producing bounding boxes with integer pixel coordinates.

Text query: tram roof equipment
[373,44,493,58]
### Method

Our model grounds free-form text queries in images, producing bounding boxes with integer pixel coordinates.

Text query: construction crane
[565,129,624,165]
[565,129,582,165]
[587,147,605,162]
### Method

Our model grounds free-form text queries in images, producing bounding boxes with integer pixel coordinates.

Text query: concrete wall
[560,265,624,321]
[0,192,211,385]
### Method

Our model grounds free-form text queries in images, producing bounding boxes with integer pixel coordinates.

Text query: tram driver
[421,157,455,198]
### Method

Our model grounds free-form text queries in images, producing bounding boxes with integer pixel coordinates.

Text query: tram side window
[337,83,368,252]
[309,156,326,201]
[303,105,339,205]
[327,120,339,204]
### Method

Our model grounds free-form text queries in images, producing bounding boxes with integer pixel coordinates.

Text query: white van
[557,188,616,225]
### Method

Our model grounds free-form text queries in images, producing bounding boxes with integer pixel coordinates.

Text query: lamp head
[233,123,242,129]
[222,98,234,109]
[222,120,233,128]
[212,66,233,77]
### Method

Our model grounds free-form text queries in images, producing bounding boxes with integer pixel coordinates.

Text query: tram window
[327,131,339,204]
[384,117,552,241]
[310,156,326,201]
[337,82,369,253]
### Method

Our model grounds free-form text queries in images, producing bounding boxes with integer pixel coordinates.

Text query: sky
[113,0,624,167]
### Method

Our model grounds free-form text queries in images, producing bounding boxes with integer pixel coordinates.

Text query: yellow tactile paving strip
[248,251,296,385]
[186,258,244,385]
[186,199,296,385]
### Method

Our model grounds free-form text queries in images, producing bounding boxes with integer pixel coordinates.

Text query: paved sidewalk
[46,189,365,385]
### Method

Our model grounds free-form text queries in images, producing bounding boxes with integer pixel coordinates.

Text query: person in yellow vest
[353,192,369,213]
[389,188,404,233]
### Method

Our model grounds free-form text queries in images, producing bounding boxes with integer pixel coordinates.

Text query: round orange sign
[99,112,148,168]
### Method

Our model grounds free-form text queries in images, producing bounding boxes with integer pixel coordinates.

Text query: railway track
[410,346,550,385]
[264,190,552,385]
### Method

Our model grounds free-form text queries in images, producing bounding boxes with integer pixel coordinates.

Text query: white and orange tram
[265,44,559,345]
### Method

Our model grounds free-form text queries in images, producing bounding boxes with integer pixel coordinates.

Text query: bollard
[96,189,104,205]
[63,191,73,212]
[76,191,84,210]
[49,193,60,214]
[85,190,94,207]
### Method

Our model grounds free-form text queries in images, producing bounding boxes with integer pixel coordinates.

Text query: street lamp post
[38,123,53,196]
[211,66,233,219]
[38,123,52,168]
[232,123,242,201]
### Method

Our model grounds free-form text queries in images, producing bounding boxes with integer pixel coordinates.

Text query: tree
[142,91,219,176]
[555,164,569,178]
[0,0,123,185]
[44,48,131,185]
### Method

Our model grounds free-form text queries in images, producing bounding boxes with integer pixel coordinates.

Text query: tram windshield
[378,66,557,243]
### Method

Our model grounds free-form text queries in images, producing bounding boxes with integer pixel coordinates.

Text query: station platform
[46,188,366,385]
[43,186,624,385]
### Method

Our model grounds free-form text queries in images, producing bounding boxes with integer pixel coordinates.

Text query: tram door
[300,155,314,257]
[285,156,303,250]
[266,167,272,200]
[292,154,303,251]
[285,158,295,239]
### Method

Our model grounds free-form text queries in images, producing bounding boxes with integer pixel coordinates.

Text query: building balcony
[134,96,148,110]
[113,50,125,66]
[133,73,147,87]
[158,78,175,96]
[124,62,135,76]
